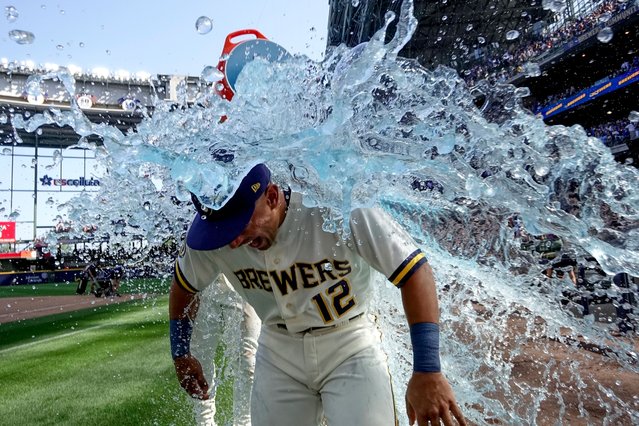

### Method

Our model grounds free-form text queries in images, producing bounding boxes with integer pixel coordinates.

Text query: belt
[276,312,365,334]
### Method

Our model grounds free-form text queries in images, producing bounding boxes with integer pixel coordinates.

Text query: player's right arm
[169,278,209,400]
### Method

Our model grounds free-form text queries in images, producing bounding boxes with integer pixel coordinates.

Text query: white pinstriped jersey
[175,192,427,334]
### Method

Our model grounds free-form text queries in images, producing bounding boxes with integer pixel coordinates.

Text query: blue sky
[0,0,330,76]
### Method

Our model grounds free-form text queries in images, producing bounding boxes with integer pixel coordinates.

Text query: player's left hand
[405,372,466,426]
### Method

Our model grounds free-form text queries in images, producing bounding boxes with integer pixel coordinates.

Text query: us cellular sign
[39,174,101,187]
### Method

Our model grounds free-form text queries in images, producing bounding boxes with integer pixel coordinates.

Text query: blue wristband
[410,322,441,373]
[170,319,193,359]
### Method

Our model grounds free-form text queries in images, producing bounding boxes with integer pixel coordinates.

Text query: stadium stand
[329,0,639,163]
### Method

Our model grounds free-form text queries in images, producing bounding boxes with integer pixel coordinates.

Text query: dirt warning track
[0,294,149,324]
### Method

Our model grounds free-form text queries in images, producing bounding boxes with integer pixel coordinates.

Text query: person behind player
[189,275,260,426]
[170,163,466,425]
[109,264,126,297]
[76,261,99,295]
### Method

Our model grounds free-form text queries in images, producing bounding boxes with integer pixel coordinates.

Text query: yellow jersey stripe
[391,251,427,287]
[174,260,198,294]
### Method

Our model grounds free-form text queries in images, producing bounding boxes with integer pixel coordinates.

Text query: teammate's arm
[169,279,210,400]
[400,263,466,426]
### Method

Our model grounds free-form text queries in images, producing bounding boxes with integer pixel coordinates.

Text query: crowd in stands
[586,117,638,147]
[461,0,635,86]
[528,54,639,112]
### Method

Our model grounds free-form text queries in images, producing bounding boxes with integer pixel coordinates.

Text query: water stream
[12,0,639,423]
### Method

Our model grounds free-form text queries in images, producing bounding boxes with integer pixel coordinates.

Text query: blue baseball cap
[186,164,271,250]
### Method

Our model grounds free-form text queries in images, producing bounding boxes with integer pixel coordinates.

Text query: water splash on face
[13,0,639,423]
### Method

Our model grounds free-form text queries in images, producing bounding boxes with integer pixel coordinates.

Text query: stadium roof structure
[0,70,206,149]
[327,0,553,69]
[0,100,141,149]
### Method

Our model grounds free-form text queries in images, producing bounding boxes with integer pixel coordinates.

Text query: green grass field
[0,280,234,426]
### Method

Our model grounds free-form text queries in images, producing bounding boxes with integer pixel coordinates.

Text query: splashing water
[5,5,18,22]
[522,62,541,77]
[8,29,35,45]
[195,16,213,35]
[597,27,614,43]
[13,0,639,424]
[505,30,520,40]
[200,65,224,83]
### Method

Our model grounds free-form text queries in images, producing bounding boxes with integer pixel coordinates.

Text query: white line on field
[0,323,109,354]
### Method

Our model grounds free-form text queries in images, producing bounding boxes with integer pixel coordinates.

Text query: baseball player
[170,163,466,425]
[109,264,126,296]
[76,261,99,295]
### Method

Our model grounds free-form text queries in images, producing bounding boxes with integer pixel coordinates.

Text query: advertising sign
[0,221,16,243]
[76,94,94,109]
[539,66,639,119]
[39,174,100,187]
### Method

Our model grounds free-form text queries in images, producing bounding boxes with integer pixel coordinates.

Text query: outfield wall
[0,268,82,286]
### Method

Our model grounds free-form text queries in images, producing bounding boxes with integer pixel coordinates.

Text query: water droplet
[466,24,473,31]
[195,16,213,35]
[523,62,541,77]
[628,111,639,123]
[514,87,530,97]
[200,65,224,83]
[0,113,7,124]
[506,30,520,40]
[59,9,65,15]
[599,12,612,23]
[543,0,567,13]
[442,15,448,21]
[5,5,18,22]
[8,29,35,45]
[79,41,85,48]
[56,44,64,50]
[351,0,360,6]
[36,128,42,135]
[323,262,333,271]
[46,197,55,206]
[597,27,613,43]
[105,49,111,55]
[478,37,486,44]
[2,148,11,155]
[536,165,550,177]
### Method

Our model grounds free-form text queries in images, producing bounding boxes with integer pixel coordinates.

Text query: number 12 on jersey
[311,279,356,323]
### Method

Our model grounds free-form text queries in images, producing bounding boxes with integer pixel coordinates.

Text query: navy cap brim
[185,163,270,251]
[186,205,255,251]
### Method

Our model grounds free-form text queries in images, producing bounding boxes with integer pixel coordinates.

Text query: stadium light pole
[33,131,38,241]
